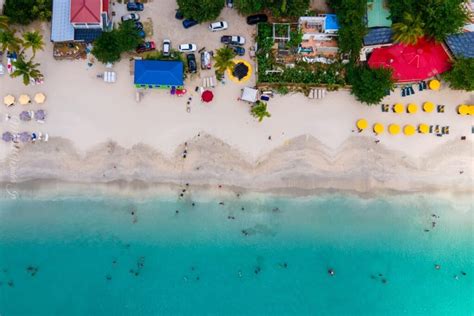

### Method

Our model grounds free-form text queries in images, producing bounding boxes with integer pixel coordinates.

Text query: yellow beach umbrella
[418,123,429,134]
[18,94,31,105]
[469,105,474,115]
[373,123,384,135]
[407,103,417,114]
[458,104,469,115]
[3,94,15,106]
[389,124,400,135]
[423,101,434,112]
[403,125,416,136]
[356,119,368,131]
[34,92,46,104]
[429,79,440,90]
[393,103,404,113]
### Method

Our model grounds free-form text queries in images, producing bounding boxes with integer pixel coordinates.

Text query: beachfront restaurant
[134,60,184,89]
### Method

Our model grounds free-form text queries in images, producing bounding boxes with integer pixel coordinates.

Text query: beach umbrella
[2,131,13,142]
[19,94,31,105]
[423,101,434,112]
[19,132,31,142]
[3,94,15,106]
[393,103,403,113]
[457,104,469,115]
[34,92,46,104]
[418,124,429,134]
[403,125,416,136]
[407,103,417,114]
[470,105,474,115]
[20,111,32,121]
[35,110,46,121]
[429,79,440,90]
[389,124,400,135]
[373,123,384,135]
[201,90,214,103]
[356,119,368,131]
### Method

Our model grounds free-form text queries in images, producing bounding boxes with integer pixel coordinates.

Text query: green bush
[235,0,309,17]
[3,0,52,25]
[177,0,224,22]
[443,58,474,91]
[251,101,271,122]
[347,64,395,105]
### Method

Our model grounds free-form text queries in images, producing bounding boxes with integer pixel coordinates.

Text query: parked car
[226,0,233,8]
[187,53,197,73]
[200,51,211,69]
[230,45,245,56]
[162,39,171,57]
[246,14,268,25]
[178,43,197,52]
[137,29,146,38]
[136,41,156,54]
[175,10,184,20]
[121,13,140,22]
[209,21,228,31]
[127,2,144,11]
[135,21,143,29]
[182,19,198,29]
[220,35,246,45]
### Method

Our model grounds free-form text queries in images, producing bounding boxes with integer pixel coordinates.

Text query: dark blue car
[182,19,198,29]
[127,2,144,11]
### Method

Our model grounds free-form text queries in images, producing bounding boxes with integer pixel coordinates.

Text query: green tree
[234,0,265,14]
[348,64,395,105]
[0,15,9,31]
[31,0,53,21]
[92,21,143,64]
[392,12,424,45]
[3,0,52,25]
[22,31,44,57]
[177,0,224,22]
[11,54,42,85]
[421,0,468,41]
[328,0,367,60]
[214,46,236,75]
[251,101,271,122]
[0,29,23,52]
[443,58,474,91]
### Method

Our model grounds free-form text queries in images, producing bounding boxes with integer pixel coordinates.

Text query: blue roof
[325,14,339,31]
[74,28,102,42]
[51,0,74,42]
[134,60,184,86]
[445,32,474,58]
[364,27,393,46]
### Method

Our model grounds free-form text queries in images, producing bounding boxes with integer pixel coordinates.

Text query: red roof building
[368,37,452,82]
[71,0,101,24]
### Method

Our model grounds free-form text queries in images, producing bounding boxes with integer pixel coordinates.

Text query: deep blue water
[0,192,472,315]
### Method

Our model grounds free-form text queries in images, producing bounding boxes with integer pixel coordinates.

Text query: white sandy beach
[0,0,473,194]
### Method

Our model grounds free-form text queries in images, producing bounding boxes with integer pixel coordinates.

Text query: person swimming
[328,268,335,276]
[435,264,441,270]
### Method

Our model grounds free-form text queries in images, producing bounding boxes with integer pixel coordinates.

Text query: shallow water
[0,192,472,315]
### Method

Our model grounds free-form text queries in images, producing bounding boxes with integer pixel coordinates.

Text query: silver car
[163,39,171,57]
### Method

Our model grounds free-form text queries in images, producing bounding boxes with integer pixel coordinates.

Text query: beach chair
[402,88,406,97]
[43,133,49,142]
[418,82,423,91]
[437,105,445,113]
[434,125,440,134]
[409,86,415,95]
[442,126,449,135]
[429,125,433,133]
[422,81,427,90]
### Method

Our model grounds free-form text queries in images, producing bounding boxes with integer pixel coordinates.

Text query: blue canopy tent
[134,60,184,89]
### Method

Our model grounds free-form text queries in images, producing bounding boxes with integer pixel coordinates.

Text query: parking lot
[112,0,257,85]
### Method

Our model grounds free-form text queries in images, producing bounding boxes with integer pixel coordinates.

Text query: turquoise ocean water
[0,192,472,315]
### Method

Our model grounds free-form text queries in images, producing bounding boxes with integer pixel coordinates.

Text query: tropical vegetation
[0,29,23,52]
[327,0,367,61]
[177,0,224,22]
[92,20,143,64]
[0,15,9,31]
[235,0,310,17]
[22,31,44,57]
[251,101,271,122]
[388,0,469,41]
[443,58,474,91]
[392,12,424,45]
[347,64,395,105]
[11,54,43,85]
[3,0,52,25]
[214,46,236,77]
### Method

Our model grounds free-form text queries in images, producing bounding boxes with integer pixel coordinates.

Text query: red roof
[368,37,452,82]
[102,0,109,14]
[71,0,101,23]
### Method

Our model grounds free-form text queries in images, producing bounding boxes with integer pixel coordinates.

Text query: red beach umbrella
[201,90,214,103]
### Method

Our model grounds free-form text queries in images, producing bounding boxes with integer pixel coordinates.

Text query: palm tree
[392,13,424,45]
[0,29,23,52]
[251,101,271,122]
[11,55,42,85]
[0,15,9,31]
[22,31,44,57]
[214,46,236,75]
